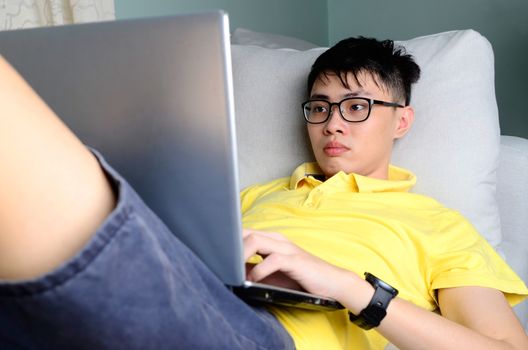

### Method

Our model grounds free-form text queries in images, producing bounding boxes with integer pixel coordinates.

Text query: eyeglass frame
[301,97,405,124]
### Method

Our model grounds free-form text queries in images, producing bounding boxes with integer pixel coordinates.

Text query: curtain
[0,0,115,30]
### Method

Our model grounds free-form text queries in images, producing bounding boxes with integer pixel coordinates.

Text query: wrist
[332,270,375,314]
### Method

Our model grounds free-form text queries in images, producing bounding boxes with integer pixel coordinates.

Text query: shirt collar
[290,162,416,193]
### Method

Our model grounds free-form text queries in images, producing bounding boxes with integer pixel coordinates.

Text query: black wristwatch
[349,272,398,330]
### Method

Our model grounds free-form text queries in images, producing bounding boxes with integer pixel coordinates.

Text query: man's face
[307,71,413,179]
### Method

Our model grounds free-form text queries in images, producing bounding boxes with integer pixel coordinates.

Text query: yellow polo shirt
[240,163,528,350]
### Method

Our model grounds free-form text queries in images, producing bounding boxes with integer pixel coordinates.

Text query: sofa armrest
[498,135,528,263]
[497,135,528,330]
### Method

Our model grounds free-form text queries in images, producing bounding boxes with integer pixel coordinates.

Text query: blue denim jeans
[0,151,294,350]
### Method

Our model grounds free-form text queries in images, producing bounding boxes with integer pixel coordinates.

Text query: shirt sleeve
[427,211,528,306]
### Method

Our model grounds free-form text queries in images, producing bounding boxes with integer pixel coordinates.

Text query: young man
[1,37,527,350]
[240,37,528,349]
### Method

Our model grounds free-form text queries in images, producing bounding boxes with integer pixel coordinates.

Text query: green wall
[114,0,328,46]
[328,0,528,138]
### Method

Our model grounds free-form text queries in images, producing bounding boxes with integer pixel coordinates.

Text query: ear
[393,106,414,139]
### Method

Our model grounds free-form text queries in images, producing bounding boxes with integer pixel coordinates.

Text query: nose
[323,105,346,134]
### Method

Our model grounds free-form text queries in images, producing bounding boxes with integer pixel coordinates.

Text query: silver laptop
[0,12,342,311]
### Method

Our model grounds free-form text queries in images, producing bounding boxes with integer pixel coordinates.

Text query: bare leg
[0,56,116,280]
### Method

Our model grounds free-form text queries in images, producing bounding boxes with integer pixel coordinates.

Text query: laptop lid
[0,11,245,286]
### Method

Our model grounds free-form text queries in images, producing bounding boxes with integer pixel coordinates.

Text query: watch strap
[349,273,398,330]
[348,286,391,329]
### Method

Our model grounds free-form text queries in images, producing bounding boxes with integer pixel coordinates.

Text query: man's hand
[243,228,355,300]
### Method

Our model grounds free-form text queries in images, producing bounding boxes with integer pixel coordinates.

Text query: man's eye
[313,105,328,113]
[350,104,366,111]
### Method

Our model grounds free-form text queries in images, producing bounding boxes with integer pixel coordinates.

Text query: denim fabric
[0,151,294,350]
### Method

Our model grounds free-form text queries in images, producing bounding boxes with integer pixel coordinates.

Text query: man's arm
[0,56,115,280]
[244,229,528,350]
[378,287,528,350]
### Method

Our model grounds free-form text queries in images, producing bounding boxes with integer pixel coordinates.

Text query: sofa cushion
[231,29,501,247]
[231,27,318,50]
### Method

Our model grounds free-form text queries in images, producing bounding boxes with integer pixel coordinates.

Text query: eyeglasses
[301,97,404,124]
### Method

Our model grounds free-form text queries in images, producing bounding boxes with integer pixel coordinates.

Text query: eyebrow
[310,90,371,100]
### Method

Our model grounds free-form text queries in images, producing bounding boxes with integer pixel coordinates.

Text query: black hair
[307,37,421,105]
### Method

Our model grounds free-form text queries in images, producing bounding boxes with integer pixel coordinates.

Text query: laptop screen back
[0,12,245,286]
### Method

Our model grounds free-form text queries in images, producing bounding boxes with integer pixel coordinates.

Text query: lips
[323,141,349,156]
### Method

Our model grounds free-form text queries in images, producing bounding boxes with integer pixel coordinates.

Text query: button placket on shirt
[303,187,324,208]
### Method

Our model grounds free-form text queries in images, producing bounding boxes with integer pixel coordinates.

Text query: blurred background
[1,0,525,137]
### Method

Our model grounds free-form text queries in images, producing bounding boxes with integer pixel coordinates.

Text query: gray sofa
[230,29,528,331]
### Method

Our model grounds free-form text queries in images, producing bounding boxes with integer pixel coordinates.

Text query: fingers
[243,230,306,285]
[247,252,296,283]
[242,229,294,262]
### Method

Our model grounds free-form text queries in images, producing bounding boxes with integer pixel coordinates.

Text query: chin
[316,154,356,177]
[320,163,344,178]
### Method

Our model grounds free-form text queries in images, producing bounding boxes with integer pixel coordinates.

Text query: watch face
[365,272,399,296]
